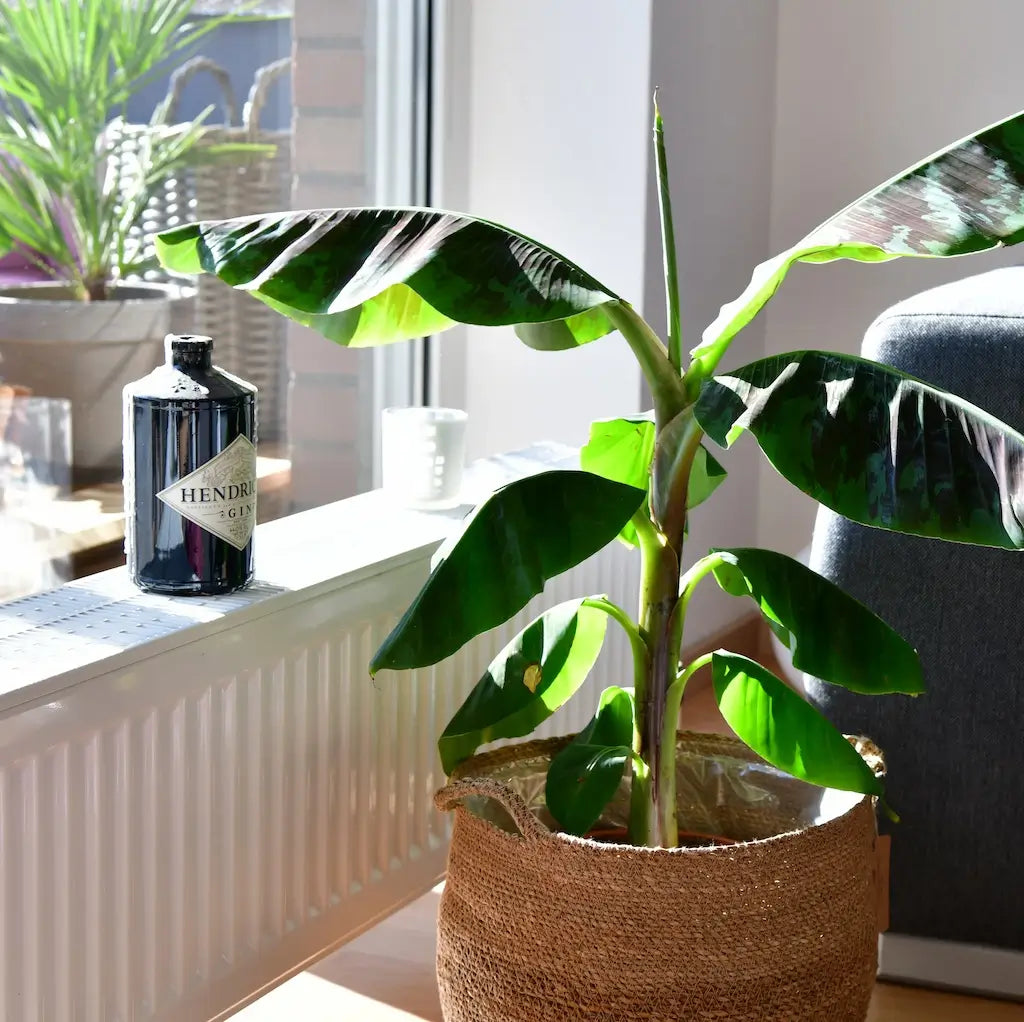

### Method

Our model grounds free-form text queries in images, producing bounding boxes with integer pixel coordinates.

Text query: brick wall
[287,0,371,509]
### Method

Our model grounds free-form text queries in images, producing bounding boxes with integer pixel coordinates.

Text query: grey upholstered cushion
[805,266,1024,951]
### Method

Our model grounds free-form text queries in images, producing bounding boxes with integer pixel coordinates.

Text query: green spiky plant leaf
[0,0,267,300]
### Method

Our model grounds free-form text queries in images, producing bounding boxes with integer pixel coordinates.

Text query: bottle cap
[166,333,213,369]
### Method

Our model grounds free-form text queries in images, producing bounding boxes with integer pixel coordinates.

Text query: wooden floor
[236,886,1023,1020]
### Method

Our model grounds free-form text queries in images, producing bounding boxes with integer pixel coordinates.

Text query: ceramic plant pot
[0,282,174,485]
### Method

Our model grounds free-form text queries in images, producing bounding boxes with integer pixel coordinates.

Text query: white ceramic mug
[381,406,468,509]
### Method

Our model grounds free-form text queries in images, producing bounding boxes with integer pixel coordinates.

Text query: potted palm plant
[0,0,261,483]
[155,106,1024,1020]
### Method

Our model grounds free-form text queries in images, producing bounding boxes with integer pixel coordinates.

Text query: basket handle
[434,778,550,844]
[243,58,292,138]
[165,56,239,126]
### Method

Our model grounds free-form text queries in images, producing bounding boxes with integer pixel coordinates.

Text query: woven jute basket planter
[435,732,881,1022]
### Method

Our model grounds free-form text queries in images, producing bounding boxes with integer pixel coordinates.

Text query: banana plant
[157,104,1024,848]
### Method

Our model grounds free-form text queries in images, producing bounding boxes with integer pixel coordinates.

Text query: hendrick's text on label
[157,434,257,550]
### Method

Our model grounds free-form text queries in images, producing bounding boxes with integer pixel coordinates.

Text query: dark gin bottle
[124,334,257,595]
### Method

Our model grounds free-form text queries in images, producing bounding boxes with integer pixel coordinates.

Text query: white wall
[439,0,1024,642]
[759,0,1024,556]
[434,0,652,460]
[645,0,779,643]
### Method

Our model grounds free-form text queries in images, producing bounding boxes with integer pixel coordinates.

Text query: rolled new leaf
[156,208,621,349]
[709,547,923,695]
[695,350,1024,550]
[439,599,608,775]
[370,470,645,672]
[711,652,883,797]
[690,107,1024,378]
[546,686,635,836]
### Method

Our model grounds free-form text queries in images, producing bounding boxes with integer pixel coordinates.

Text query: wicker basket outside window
[116,57,293,444]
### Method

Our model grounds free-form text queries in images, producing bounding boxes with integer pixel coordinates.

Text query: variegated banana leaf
[690,107,1024,378]
[695,351,1024,549]
[156,208,621,349]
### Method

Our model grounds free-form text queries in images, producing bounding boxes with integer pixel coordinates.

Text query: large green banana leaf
[695,351,1024,549]
[156,208,621,349]
[709,548,923,695]
[370,470,645,672]
[580,415,656,547]
[438,599,607,774]
[712,652,883,797]
[545,686,635,836]
[690,107,1024,378]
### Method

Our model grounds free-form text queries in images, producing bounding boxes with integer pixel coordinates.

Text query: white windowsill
[0,442,577,715]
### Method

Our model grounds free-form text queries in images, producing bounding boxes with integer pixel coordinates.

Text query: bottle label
[157,434,257,550]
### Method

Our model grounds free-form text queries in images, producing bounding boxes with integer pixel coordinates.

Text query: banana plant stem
[634,528,682,847]
[604,302,687,427]
[657,651,715,843]
[648,552,723,846]
[582,597,650,719]
[665,653,715,741]
[588,305,690,847]
[677,552,726,624]
[628,757,654,846]
[583,590,657,846]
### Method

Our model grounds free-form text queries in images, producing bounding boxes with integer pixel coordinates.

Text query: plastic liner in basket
[462,732,881,843]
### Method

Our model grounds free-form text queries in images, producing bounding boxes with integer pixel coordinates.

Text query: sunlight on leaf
[691,107,1024,377]
[696,351,1024,549]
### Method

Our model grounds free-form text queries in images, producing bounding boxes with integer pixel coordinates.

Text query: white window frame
[369,0,434,486]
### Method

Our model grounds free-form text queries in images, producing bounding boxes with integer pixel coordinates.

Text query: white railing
[0,445,639,1022]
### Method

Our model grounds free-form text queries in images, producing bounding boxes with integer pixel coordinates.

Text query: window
[0,0,428,604]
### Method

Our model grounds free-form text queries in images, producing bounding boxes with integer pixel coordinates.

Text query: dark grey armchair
[805,266,1024,999]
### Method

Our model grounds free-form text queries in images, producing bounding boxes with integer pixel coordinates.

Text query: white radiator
[0,462,639,1021]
